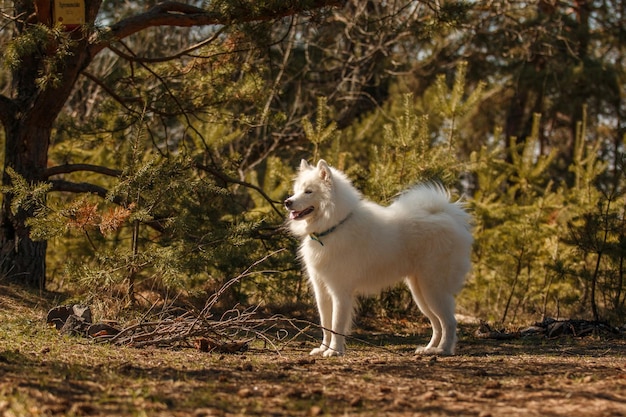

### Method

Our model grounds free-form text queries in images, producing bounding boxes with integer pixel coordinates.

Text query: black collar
[309,213,353,246]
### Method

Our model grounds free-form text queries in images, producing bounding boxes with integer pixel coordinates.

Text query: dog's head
[284,159,333,223]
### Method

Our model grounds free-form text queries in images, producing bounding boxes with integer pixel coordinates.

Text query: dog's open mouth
[289,206,314,220]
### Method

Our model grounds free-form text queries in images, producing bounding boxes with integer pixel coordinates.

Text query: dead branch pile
[475,318,623,340]
[107,306,259,351]
[48,302,312,353]
[47,250,316,353]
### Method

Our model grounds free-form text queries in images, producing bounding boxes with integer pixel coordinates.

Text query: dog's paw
[309,346,328,356]
[415,346,452,356]
[322,348,344,358]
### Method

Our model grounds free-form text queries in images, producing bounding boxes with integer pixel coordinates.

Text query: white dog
[285,160,473,357]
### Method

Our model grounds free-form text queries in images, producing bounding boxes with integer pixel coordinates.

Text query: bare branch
[45,164,122,179]
[48,179,125,208]
[105,26,227,64]
[49,179,109,198]
[90,0,343,56]
[80,71,143,115]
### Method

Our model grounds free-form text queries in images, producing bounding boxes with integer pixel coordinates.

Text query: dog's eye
[305,190,313,194]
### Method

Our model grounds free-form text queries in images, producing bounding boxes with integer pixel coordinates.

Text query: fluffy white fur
[285,159,473,357]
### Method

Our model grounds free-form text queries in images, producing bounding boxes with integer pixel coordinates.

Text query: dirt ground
[1,285,625,417]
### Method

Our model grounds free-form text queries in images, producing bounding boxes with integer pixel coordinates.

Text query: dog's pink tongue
[289,211,298,220]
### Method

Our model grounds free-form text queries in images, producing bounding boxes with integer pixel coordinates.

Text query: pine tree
[466,114,565,323]
[0,0,342,289]
[562,112,625,322]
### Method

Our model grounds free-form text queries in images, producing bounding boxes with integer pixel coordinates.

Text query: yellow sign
[53,0,85,30]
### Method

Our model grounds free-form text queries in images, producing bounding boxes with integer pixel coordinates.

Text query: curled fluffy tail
[392,184,472,231]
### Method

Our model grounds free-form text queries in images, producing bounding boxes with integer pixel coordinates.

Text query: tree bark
[1,123,50,288]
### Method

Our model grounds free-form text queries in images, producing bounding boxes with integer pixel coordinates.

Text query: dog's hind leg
[405,277,443,353]
[309,279,333,356]
[421,288,457,355]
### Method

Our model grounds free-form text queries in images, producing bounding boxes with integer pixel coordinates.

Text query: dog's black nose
[284,198,293,208]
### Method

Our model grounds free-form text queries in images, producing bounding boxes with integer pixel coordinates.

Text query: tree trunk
[0,0,54,288]
[1,122,51,289]
[0,1,98,289]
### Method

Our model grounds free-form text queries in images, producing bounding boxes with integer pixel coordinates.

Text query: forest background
[0,0,624,327]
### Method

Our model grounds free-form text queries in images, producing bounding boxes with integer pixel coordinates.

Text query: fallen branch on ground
[475,318,622,340]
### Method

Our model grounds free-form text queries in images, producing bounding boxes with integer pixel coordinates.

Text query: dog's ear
[299,159,310,171]
[317,160,332,182]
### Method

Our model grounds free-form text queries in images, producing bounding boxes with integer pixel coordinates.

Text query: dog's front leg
[309,279,333,356]
[323,292,353,357]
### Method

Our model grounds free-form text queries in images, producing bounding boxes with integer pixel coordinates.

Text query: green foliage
[1,168,52,216]
[464,108,625,324]
[18,128,259,300]
[564,145,626,323]
[302,97,338,162]
[30,18,284,301]
[368,93,433,202]
[355,62,480,202]
[42,101,299,306]
[3,23,76,89]
[468,124,565,323]
[3,24,49,70]
[432,61,485,145]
